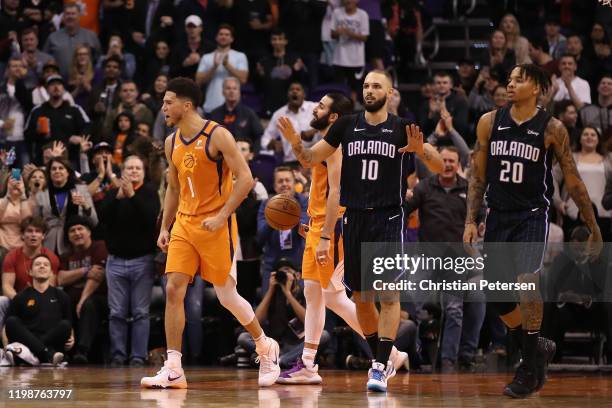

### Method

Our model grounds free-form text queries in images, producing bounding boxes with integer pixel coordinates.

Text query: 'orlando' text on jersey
[485,105,554,211]
[324,112,416,209]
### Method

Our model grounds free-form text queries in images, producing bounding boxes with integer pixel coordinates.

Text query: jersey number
[187,175,196,198]
[361,159,379,180]
[499,160,523,183]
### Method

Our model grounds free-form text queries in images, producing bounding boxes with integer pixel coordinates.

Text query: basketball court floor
[1,367,611,407]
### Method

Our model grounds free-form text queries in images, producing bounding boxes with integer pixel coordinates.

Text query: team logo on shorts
[183,153,196,169]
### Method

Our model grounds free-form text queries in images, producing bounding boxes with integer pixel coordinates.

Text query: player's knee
[166,277,188,304]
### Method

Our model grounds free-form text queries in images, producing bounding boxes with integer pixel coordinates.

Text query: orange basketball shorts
[302,217,344,289]
[165,211,238,285]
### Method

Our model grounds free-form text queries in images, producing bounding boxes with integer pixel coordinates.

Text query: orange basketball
[264,194,301,230]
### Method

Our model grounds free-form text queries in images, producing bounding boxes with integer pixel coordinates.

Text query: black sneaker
[72,352,89,365]
[503,363,537,399]
[535,337,556,392]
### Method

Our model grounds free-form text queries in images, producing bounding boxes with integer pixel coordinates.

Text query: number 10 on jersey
[361,159,379,180]
[499,160,524,183]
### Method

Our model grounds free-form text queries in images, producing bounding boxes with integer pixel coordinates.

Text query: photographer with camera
[235,258,331,368]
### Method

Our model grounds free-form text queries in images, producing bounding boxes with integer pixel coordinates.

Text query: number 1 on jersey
[187,175,196,198]
[361,159,379,180]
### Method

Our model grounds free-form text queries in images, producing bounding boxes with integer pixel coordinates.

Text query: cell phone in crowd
[288,317,305,339]
[11,168,21,180]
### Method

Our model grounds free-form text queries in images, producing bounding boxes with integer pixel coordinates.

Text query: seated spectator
[209,78,264,145]
[135,122,153,140]
[553,54,591,110]
[141,40,172,89]
[30,157,98,255]
[544,17,567,60]
[31,62,75,107]
[476,30,516,80]
[102,81,154,142]
[330,0,369,103]
[68,45,95,108]
[257,167,308,294]
[554,100,582,146]
[43,3,101,78]
[95,34,136,81]
[387,88,416,123]
[586,23,612,84]
[255,29,305,117]
[98,155,160,367]
[196,24,249,113]
[418,71,469,138]
[170,15,215,80]
[580,75,611,139]
[498,13,531,64]
[566,34,595,86]
[554,127,612,241]
[108,111,137,166]
[58,216,108,364]
[5,253,72,365]
[237,258,329,368]
[0,173,32,251]
[528,37,559,78]
[455,59,477,96]
[141,74,168,115]
[24,75,90,166]
[1,217,60,333]
[260,82,318,162]
[468,66,503,126]
[492,84,508,110]
[19,28,54,91]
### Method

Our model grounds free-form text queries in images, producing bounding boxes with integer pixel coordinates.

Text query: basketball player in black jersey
[277,70,443,392]
[464,64,603,398]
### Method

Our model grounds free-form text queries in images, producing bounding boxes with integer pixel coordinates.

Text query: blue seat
[250,154,277,193]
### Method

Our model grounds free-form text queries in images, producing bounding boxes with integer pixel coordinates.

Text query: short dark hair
[528,36,549,53]
[559,53,577,63]
[510,64,551,95]
[218,23,235,37]
[270,28,285,38]
[236,137,253,152]
[166,77,202,107]
[21,27,37,38]
[326,92,353,116]
[104,54,123,67]
[21,216,47,234]
[31,253,52,267]
[274,166,294,179]
[554,100,576,117]
[434,71,453,80]
[368,69,393,86]
[439,145,460,156]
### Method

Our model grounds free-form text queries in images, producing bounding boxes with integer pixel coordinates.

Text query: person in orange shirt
[276,93,408,385]
[141,77,281,389]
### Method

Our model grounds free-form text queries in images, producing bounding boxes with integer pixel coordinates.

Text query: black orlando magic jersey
[485,105,554,211]
[324,112,416,209]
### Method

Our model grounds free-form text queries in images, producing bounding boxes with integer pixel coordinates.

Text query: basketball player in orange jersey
[276,93,409,385]
[141,78,281,389]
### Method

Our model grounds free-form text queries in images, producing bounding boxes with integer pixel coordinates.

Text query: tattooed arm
[463,111,494,245]
[547,117,603,258]
[277,116,337,167]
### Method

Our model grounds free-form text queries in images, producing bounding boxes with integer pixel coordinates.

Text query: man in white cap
[171,15,215,79]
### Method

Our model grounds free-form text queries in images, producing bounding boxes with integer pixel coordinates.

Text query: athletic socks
[167,349,182,368]
[509,327,523,350]
[522,330,539,372]
[254,333,269,353]
[365,333,378,358]
[376,337,394,366]
[302,347,317,368]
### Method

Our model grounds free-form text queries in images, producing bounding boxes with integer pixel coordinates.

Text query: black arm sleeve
[323,115,354,148]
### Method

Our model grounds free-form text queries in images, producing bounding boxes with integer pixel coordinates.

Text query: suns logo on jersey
[27,299,35,307]
[183,153,196,169]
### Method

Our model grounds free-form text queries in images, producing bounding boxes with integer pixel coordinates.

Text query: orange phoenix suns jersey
[171,120,232,216]
[308,161,346,220]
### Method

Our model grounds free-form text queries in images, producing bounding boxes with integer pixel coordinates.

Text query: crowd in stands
[0,0,611,371]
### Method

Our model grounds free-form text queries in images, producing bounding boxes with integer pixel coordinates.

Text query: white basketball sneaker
[390,347,409,371]
[140,361,188,389]
[255,337,280,387]
[6,342,39,366]
[367,361,396,393]
[0,349,14,366]
[276,358,323,384]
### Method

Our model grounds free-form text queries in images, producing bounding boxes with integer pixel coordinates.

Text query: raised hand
[399,124,424,155]
[277,116,301,145]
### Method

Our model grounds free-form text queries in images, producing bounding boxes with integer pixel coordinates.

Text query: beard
[364,95,387,113]
[310,112,330,130]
